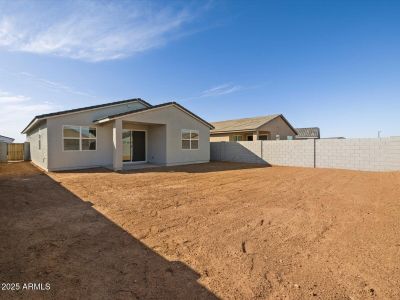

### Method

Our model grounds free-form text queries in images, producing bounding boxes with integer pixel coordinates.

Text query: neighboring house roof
[94,102,214,129]
[295,127,320,139]
[210,114,297,134]
[21,98,151,134]
[0,134,14,143]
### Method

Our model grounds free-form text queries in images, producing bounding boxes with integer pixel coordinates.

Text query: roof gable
[94,102,214,129]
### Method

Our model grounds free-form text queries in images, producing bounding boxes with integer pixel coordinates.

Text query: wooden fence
[7,143,25,161]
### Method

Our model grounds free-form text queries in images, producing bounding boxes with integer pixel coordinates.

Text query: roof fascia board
[211,129,256,134]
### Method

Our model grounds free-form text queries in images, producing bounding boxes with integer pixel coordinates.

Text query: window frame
[232,135,243,142]
[181,129,199,150]
[62,125,97,152]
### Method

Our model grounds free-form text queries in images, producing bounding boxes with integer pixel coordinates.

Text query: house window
[181,129,199,150]
[247,135,253,141]
[287,136,293,140]
[63,126,96,151]
[232,135,243,142]
[258,135,269,140]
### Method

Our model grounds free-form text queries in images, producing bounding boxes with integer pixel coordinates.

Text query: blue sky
[1,0,400,142]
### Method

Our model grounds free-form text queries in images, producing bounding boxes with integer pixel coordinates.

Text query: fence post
[313,139,316,168]
[24,142,31,161]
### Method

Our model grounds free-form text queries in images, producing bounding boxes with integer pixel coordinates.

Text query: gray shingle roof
[295,127,320,138]
[0,135,14,143]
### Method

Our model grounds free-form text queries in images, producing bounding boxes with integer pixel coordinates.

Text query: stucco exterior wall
[120,106,210,166]
[210,134,231,142]
[258,117,297,140]
[26,121,48,170]
[147,125,167,164]
[45,101,147,171]
[210,132,255,142]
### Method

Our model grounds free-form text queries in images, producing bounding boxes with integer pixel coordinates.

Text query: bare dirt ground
[1,162,400,299]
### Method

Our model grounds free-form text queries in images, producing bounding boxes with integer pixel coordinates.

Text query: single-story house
[295,127,320,139]
[210,114,297,142]
[22,98,214,171]
[0,134,15,143]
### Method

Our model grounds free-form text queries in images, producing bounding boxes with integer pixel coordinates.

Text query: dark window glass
[64,139,80,151]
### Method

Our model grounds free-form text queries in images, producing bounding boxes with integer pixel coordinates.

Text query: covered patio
[110,119,167,171]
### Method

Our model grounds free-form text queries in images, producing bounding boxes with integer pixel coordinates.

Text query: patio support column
[113,119,123,171]
[253,130,259,141]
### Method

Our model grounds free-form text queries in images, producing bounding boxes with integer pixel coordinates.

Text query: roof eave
[210,128,257,134]
[21,117,41,134]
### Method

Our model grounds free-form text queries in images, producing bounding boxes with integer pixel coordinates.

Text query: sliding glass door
[122,130,146,162]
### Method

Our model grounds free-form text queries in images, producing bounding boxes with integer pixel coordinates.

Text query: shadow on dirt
[0,162,218,299]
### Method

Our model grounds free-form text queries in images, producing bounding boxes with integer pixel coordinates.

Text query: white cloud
[0,89,58,142]
[0,1,204,62]
[201,83,242,97]
[0,90,30,103]
[18,72,95,98]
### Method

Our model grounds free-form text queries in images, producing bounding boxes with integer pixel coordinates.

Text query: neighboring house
[0,135,14,143]
[210,114,297,142]
[295,127,320,139]
[22,98,214,171]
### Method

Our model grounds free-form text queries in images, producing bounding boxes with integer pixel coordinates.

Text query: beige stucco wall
[26,120,48,170]
[147,125,167,164]
[210,134,230,142]
[210,132,253,142]
[257,117,296,140]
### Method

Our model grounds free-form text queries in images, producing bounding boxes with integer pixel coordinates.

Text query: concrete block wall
[262,140,315,167]
[211,137,400,172]
[316,138,400,171]
[210,141,265,164]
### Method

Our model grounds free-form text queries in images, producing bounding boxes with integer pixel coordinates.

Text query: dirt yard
[1,162,400,299]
